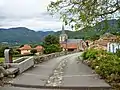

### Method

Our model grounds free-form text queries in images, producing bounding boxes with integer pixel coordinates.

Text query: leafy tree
[117,18,120,28]
[74,37,79,39]
[44,44,62,54]
[16,48,21,53]
[48,0,120,30]
[44,35,59,45]
[13,50,20,55]
[20,45,24,48]
[116,49,120,57]
[89,35,100,41]
[43,35,61,54]
[0,46,9,57]
[30,49,37,55]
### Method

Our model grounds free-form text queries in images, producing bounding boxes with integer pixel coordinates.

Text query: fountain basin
[6,57,34,74]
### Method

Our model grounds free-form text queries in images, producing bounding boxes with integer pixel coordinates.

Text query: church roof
[59,25,83,44]
[60,39,82,44]
[67,39,82,43]
[61,43,78,49]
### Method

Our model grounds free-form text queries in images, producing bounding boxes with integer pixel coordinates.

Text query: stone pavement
[3,52,111,90]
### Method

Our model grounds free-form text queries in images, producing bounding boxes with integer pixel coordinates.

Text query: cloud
[0,0,70,31]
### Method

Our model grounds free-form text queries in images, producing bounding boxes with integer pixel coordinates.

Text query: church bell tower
[59,25,68,43]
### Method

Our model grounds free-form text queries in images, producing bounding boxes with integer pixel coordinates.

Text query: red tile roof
[19,44,32,50]
[61,43,77,49]
[35,46,43,52]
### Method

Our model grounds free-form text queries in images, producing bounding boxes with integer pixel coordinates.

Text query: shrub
[0,46,9,57]
[13,51,20,55]
[82,49,99,60]
[12,54,22,57]
[116,49,120,57]
[31,49,37,55]
[82,50,87,60]
[81,49,120,89]
[44,44,62,54]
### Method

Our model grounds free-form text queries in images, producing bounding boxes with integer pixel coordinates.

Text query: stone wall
[0,51,77,84]
[34,51,77,64]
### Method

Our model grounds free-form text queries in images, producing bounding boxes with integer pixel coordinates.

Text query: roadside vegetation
[81,49,120,89]
[0,58,4,63]
[43,35,62,54]
[0,44,21,63]
[0,34,62,64]
[0,57,19,63]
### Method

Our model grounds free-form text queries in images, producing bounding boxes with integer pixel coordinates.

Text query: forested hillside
[0,19,120,44]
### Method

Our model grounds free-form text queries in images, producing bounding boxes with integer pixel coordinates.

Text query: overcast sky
[0,0,70,31]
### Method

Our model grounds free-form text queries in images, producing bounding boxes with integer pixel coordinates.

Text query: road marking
[63,74,98,77]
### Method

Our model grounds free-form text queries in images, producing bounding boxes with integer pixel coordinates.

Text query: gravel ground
[0,77,12,87]
[46,59,68,87]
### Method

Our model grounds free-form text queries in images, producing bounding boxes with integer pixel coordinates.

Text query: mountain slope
[0,27,54,44]
[54,19,120,40]
[0,19,119,44]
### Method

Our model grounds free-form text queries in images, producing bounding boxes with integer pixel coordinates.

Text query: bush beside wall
[81,49,120,89]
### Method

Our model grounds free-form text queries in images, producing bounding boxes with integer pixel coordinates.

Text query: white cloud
[0,0,71,31]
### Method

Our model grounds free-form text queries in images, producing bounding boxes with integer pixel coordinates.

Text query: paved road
[2,52,111,90]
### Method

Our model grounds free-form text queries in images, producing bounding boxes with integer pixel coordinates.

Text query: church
[59,25,87,51]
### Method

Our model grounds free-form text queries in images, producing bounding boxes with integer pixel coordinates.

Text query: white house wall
[107,43,120,53]
[21,50,31,55]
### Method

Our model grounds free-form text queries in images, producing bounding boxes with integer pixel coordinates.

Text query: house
[34,46,44,55]
[89,33,119,51]
[107,43,120,53]
[19,44,32,55]
[59,25,87,51]
[19,45,44,55]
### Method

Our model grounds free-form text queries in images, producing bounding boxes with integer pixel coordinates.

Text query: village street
[1,52,111,90]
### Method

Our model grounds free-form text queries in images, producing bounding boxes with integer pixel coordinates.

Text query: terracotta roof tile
[19,44,32,50]
[35,46,43,52]
[61,43,77,49]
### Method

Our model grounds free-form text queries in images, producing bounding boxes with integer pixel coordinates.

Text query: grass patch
[0,57,19,63]
[0,58,4,63]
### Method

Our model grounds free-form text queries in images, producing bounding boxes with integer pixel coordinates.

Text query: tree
[44,44,62,54]
[16,49,21,53]
[0,46,9,57]
[43,35,61,54]
[48,0,120,30]
[44,35,59,45]
[117,18,120,28]
[89,35,100,41]
[30,49,37,55]
[20,45,24,48]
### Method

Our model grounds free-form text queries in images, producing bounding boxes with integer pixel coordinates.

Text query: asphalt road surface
[1,52,111,90]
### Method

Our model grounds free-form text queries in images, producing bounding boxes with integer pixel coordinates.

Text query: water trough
[5,57,34,74]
